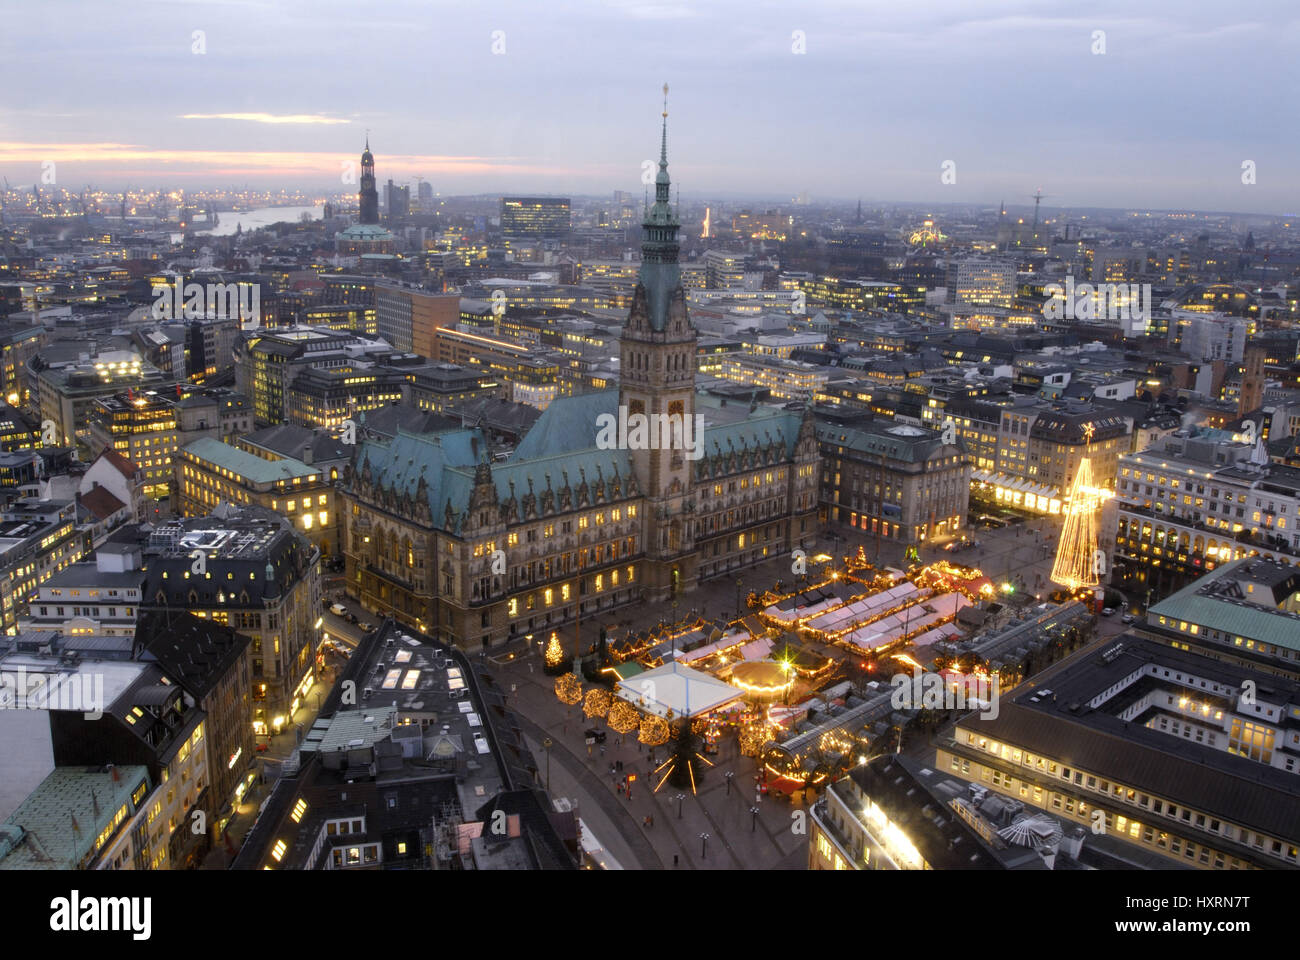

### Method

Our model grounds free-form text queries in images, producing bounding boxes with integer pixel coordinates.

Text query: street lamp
[735,577,744,619]
[750,806,760,832]
[700,832,709,858]
[724,771,735,796]
[542,737,553,793]
[675,793,686,819]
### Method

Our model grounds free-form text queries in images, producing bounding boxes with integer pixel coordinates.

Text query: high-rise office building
[386,179,410,221]
[946,258,1016,309]
[501,197,571,239]
[374,282,459,358]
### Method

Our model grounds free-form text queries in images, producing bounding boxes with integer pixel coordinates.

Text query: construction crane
[1030,188,1055,231]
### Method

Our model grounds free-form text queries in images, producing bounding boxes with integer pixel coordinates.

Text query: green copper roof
[1149,559,1300,653]
[1,765,150,870]
[637,105,682,331]
[182,437,320,485]
[512,391,618,460]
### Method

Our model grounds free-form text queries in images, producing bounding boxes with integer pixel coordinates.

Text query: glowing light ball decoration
[607,699,642,735]
[554,672,583,705]
[582,688,612,719]
[639,713,671,747]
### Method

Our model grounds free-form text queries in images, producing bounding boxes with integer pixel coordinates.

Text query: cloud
[179,113,351,125]
[0,141,590,181]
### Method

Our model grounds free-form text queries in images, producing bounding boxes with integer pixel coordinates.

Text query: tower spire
[660,82,669,168]
[633,83,683,331]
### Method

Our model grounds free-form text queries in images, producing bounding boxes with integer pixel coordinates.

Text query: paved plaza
[483,506,1124,870]
[496,648,819,870]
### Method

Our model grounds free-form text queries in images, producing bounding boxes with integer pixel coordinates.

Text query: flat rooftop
[965,635,1300,846]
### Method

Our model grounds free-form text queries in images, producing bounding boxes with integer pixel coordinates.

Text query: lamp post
[700,832,709,858]
[573,591,583,677]
[675,793,686,819]
[735,577,744,619]
[543,737,553,793]
[750,806,760,832]
[724,771,735,796]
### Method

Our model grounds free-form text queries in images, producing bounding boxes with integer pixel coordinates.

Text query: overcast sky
[2,0,1297,213]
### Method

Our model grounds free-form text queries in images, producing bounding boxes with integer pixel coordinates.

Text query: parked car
[1101,607,1118,617]
[330,602,347,616]
[1121,612,1137,624]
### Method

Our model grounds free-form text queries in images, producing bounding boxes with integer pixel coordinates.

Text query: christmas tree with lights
[543,632,565,674]
[1051,455,1102,592]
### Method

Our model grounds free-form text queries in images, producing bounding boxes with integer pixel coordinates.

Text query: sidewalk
[199,660,342,869]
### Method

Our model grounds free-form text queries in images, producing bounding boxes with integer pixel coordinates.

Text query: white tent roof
[614,660,745,719]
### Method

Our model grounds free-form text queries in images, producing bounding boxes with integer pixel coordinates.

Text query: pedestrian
[599,744,605,756]
[673,854,679,867]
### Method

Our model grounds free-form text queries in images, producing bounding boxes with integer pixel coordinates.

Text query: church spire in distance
[359,134,378,225]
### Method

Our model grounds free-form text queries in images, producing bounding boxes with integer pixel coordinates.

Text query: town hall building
[339,105,821,651]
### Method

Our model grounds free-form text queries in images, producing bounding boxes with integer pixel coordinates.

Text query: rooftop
[1148,557,1300,653]
[0,765,150,870]
[180,436,320,485]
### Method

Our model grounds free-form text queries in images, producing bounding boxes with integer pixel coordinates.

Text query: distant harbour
[172,204,323,242]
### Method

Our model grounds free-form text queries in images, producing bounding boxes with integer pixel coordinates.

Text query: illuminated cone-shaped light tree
[583,688,612,719]
[555,672,583,705]
[1051,455,1102,592]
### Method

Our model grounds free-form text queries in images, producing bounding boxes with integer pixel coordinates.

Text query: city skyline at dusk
[0,0,1296,929]
[3,0,1298,212]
